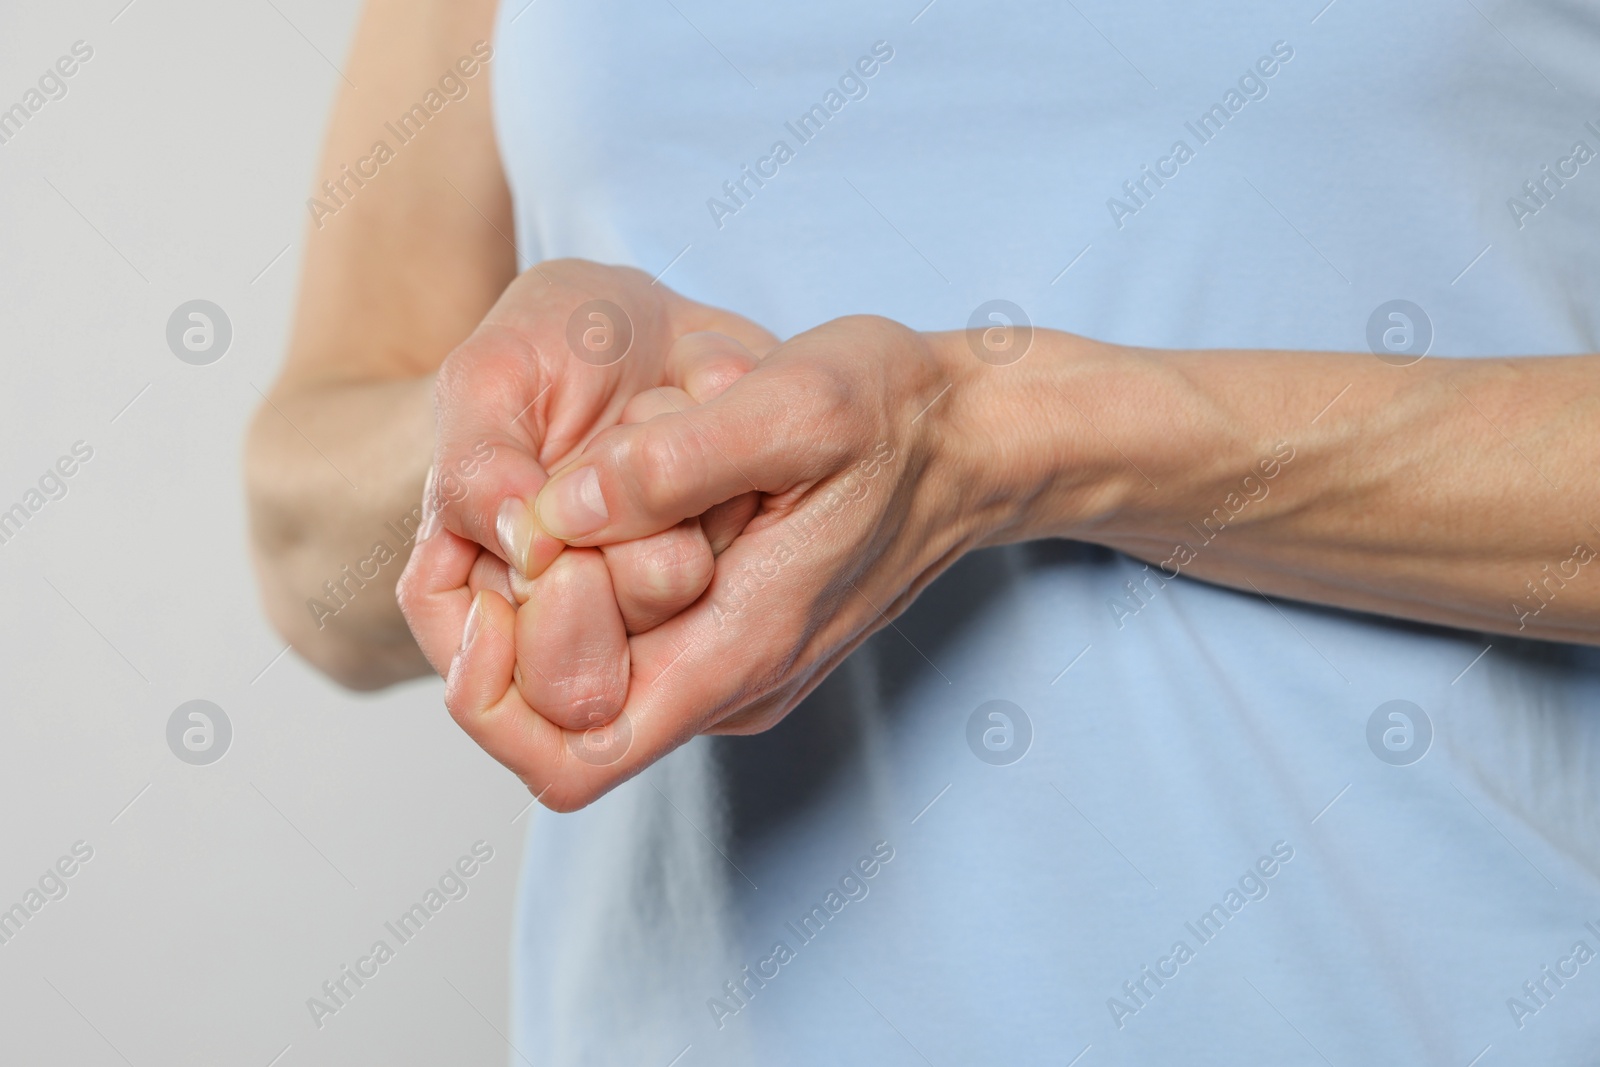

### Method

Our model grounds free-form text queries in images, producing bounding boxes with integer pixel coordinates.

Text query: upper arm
[276,0,514,396]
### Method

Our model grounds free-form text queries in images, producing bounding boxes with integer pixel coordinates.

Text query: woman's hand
[426,258,773,583]
[403,261,772,732]
[417,281,1600,812]
[425,314,1038,809]
[490,331,763,730]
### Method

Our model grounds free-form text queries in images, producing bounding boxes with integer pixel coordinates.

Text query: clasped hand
[398,259,1000,811]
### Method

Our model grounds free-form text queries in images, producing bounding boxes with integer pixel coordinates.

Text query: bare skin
[244,0,510,688]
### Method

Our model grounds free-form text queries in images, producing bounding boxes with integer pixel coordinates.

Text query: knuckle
[778,363,858,465]
[631,424,706,517]
[629,534,713,604]
[792,358,852,416]
[433,330,498,400]
[434,324,539,419]
[534,687,619,731]
[564,689,625,728]
[812,367,856,430]
[536,656,625,719]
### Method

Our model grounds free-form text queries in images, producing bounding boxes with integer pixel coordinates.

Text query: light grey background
[0,3,530,1064]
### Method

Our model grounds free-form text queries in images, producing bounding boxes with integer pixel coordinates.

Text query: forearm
[961,333,1600,644]
[246,376,435,688]
[245,0,511,687]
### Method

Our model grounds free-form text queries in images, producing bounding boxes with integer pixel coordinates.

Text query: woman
[247,0,1600,1062]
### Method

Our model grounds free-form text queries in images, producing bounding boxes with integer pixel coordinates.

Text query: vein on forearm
[1035,340,1600,644]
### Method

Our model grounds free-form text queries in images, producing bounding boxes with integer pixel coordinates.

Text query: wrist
[929,327,1163,548]
[949,333,1326,567]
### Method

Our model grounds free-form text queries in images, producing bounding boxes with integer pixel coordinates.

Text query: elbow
[243,404,428,693]
[300,643,425,694]
[255,568,428,691]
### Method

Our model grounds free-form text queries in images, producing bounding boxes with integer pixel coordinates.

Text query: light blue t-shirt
[492,2,1600,1063]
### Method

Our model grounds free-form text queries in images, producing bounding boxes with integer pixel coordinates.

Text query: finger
[448,575,646,813]
[621,369,761,553]
[619,385,697,426]
[444,590,565,797]
[631,334,766,553]
[445,590,517,720]
[664,331,759,403]
[431,325,567,579]
[600,519,714,633]
[609,384,717,628]
[512,548,630,730]
[533,364,854,544]
[396,526,482,676]
[452,512,824,813]
[522,518,832,811]
[621,383,762,556]
[670,306,780,362]
[466,547,516,604]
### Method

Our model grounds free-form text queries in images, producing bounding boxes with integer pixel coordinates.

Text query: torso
[495,3,1600,1062]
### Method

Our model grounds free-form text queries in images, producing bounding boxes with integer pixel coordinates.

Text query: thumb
[531,363,856,545]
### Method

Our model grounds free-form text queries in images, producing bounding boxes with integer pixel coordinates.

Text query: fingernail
[497,498,534,574]
[461,592,484,653]
[536,467,608,540]
[418,467,442,541]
